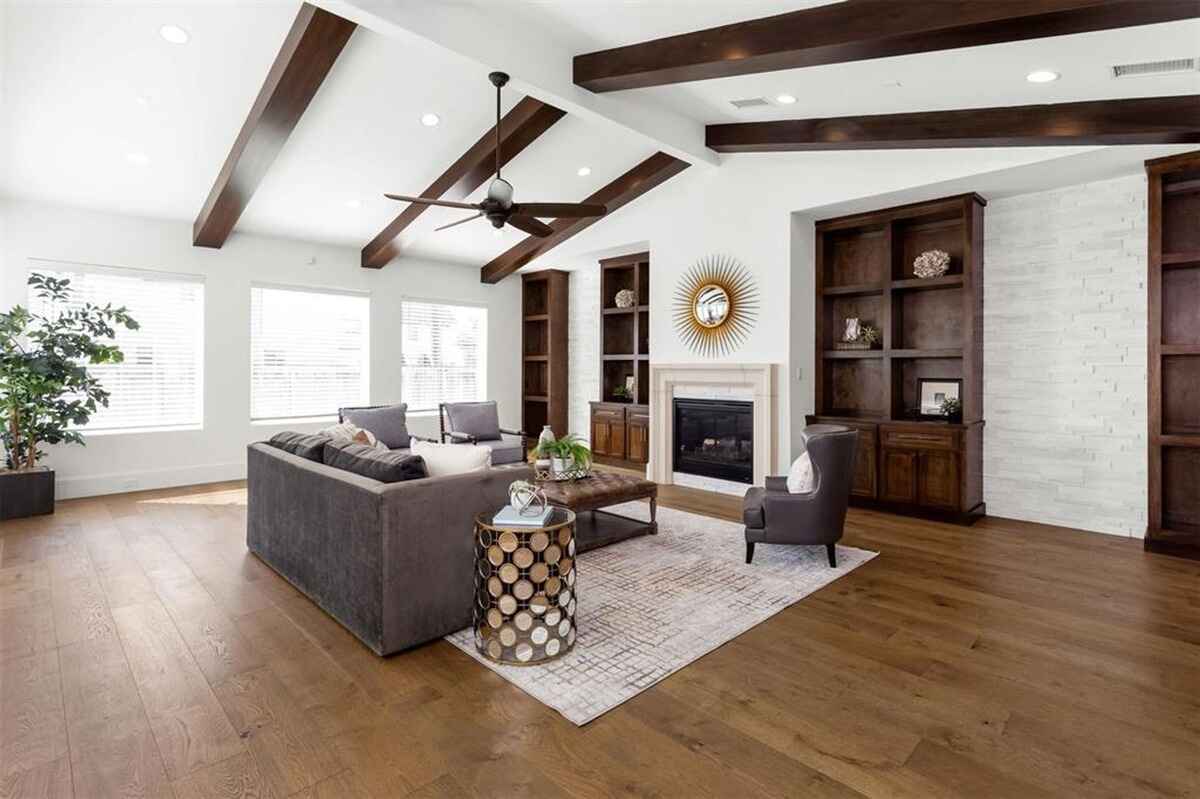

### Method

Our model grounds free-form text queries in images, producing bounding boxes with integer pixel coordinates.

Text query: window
[401,300,487,413]
[250,285,369,421]
[28,262,205,433]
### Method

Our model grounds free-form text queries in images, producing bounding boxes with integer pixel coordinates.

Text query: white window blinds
[28,263,205,432]
[401,300,487,413]
[250,285,369,421]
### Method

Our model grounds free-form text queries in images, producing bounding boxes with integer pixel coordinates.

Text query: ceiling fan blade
[435,212,484,232]
[507,215,554,238]
[384,194,480,211]
[511,202,607,219]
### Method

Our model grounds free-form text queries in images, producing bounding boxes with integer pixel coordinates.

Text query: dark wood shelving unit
[1146,150,1200,559]
[809,193,986,524]
[521,270,569,439]
[590,251,650,468]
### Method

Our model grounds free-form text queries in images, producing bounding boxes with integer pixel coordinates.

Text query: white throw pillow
[411,440,492,477]
[786,451,814,494]
[319,421,387,450]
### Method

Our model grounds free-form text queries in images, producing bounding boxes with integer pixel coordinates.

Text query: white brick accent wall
[984,174,1147,537]
[568,266,600,441]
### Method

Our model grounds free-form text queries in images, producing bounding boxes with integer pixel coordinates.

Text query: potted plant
[0,273,138,519]
[940,397,963,423]
[534,434,592,476]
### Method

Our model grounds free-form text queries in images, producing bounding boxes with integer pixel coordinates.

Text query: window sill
[251,416,338,427]
[80,424,204,437]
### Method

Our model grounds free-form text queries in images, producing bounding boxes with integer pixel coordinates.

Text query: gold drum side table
[473,507,577,665]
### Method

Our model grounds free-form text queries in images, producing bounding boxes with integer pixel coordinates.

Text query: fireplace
[673,398,754,484]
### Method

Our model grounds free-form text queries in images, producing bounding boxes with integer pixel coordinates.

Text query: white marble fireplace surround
[649,363,777,491]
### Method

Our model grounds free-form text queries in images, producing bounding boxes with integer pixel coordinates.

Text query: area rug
[445,501,877,725]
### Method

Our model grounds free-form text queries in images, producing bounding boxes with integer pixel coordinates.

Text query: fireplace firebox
[673,398,754,484]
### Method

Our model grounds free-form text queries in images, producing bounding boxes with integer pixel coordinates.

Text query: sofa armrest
[764,476,789,492]
[442,430,478,445]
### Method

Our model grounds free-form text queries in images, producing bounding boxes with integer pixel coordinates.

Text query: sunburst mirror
[672,255,759,357]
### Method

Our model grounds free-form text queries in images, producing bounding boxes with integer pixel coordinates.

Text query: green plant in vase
[940,397,962,421]
[535,434,592,476]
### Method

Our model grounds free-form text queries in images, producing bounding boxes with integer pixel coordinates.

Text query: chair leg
[745,542,755,564]
[826,543,837,568]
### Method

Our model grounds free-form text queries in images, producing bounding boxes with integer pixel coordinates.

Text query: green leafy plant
[858,325,881,347]
[534,434,593,469]
[940,397,962,419]
[611,384,632,401]
[0,273,138,470]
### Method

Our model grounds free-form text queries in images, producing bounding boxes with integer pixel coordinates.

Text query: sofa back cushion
[267,431,331,462]
[444,401,501,441]
[411,439,492,476]
[323,441,426,483]
[340,404,411,449]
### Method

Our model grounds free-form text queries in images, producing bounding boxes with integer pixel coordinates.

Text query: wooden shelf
[890,348,963,359]
[602,307,635,315]
[891,275,963,291]
[602,354,636,361]
[823,349,883,359]
[822,283,885,297]
[523,313,549,322]
[1162,344,1200,356]
[525,395,548,403]
[523,354,548,362]
[1162,251,1200,268]
[521,271,568,437]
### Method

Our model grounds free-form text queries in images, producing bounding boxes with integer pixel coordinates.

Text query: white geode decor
[913,249,951,278]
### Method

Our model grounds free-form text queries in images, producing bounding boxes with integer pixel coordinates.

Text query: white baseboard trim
[54,461,246,500]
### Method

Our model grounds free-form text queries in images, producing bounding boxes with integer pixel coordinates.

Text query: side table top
[475,507,575,534]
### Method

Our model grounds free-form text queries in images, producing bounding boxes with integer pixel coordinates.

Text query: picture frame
[917,378,962,420]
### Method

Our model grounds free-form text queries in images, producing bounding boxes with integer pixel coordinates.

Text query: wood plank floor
[2,479,1198,798]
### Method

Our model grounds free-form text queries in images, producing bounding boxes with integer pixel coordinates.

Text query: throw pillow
[323,441,427,483]
[319,421,387,450]
[341,404,411,450]
[786,451,815,494]
[444,401,502,441]
[266,431,330,462]
[411,439,492,477]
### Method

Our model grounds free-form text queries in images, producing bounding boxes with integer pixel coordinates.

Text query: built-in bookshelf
[1146,150,1200,559]
[590,252,650,467]
[521,270,569,438]
[809,193,985,524]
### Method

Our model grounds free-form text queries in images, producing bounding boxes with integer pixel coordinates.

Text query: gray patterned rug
[446,501,877,725]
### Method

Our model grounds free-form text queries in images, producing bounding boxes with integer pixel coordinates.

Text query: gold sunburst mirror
[672,255,759,357]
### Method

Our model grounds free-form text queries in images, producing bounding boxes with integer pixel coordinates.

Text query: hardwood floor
[2,479,1199,798]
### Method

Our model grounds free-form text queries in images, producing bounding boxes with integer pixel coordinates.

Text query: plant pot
[0,467,55,520]
[551,457,573,475]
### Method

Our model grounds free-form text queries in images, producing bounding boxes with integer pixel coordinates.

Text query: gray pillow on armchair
[340,404,411,449]
[444,401,502,441]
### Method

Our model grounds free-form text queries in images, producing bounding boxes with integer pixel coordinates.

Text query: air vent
[1111,58,1196,79]
[729,97,770,109]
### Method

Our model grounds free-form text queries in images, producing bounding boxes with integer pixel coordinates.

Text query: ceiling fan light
[488,178,514,207]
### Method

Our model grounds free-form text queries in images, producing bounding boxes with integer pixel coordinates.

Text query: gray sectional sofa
[247,442,531,655]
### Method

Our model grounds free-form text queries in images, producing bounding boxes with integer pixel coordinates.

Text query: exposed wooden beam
[193,4,355,248]
[574,0,1199,92]
[481,152,688,284]
[361,97,565,269]
[706,95,1200,152]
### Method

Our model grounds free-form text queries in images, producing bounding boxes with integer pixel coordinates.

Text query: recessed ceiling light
[775,94,797,104]
[126,152,150,166]
[1026,69,1060,83]
[420,113,440,127]
[576,166,591,177]
[159,24,189,44]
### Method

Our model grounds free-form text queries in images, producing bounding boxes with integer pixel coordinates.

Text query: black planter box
[0,468,55,520]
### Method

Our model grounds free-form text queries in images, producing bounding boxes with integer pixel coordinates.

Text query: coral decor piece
[913,249,951,278]
[614,289,637,308]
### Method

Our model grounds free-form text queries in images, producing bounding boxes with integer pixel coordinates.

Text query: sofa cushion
[786,451,815,494]
[411,439,492,477]
[323,441,426,483]
[444,401,501,441]
[482,432,526,466]
[267,431,331,462]
[341,404,411,450]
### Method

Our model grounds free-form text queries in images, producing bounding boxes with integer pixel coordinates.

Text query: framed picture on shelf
[917,378,962,420]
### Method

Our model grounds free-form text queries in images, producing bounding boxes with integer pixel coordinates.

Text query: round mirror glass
[693,284,730,328]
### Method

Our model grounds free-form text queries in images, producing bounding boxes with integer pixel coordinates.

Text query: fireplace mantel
[648,363,777,486]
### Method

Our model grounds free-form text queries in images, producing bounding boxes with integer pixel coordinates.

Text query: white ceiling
[3,0,1197,266]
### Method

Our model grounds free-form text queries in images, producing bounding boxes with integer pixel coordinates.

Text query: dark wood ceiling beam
[574,0,1199,92]
[481,152,688,284]
[706,95,1200,152]
[361,97,565,269]
[193,4,355,248]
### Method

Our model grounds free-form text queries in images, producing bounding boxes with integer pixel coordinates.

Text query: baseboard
[54,461,246,500]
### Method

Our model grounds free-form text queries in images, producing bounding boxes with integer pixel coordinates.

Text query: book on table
[493,505,553,527]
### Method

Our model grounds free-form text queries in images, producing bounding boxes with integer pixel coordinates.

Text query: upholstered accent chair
[438,401,527,465]
[742,425,858,568]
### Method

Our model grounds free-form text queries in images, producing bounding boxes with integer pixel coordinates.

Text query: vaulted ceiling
[2,0,1197,273]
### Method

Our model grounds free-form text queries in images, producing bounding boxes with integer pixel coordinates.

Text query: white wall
[0,200,521,498]
[983,175,1148,537]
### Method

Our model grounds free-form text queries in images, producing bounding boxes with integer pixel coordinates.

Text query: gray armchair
[438,401,527,465]
[742,425,858,567]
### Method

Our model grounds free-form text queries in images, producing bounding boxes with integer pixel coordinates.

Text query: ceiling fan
[384,71,607,238]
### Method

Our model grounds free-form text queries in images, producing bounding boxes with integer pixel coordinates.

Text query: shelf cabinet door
[590,408,626,459]
[627,410,649,465]
[917,450,960,510]
[880,449,917,504]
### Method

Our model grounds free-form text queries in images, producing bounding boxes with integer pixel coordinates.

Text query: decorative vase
[551,457,573,475]
[537,425,555,450]
[614,289,637,308]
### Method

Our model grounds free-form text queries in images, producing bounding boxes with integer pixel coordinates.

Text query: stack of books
[493,505,553,527]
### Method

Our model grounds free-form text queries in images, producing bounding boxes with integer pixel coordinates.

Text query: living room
[2,2,1199,797]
